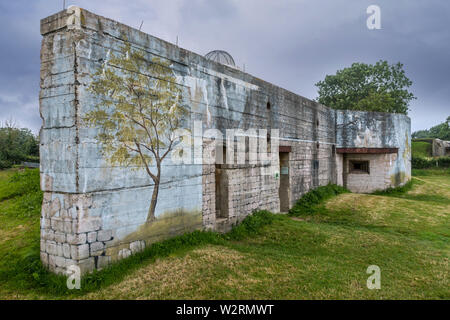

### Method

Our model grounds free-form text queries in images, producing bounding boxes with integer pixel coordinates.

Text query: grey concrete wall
[336,110,411,192]
[39,7,410,274]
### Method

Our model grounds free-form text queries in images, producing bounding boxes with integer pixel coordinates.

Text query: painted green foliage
[316,60,416,114]
[85,41,189,222]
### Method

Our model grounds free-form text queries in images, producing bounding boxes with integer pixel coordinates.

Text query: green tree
[0,121,39,169]
[85,42,188,222]
[315,61,415,114]
[412,116,450,140]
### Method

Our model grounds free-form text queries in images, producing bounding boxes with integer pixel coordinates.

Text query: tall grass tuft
[372,180,415,196]
[288,184,349,216]
[225,210,275,240]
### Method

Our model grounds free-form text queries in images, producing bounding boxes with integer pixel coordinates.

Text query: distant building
[413,138,450,157]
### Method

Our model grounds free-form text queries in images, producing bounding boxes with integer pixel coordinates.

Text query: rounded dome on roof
[205,50,235,67]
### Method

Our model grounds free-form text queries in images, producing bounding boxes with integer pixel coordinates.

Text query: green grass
[412,141,432,158]
[372,180,415,196]
[0,169,47,299]
[80,211,274,295]
[0,168,448,299]
[412,168,450,176]
[0,173,274,298]
[288,184,349,216]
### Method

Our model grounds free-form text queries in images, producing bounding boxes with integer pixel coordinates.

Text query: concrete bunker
[337,148,400,193]
[39,7,411,275]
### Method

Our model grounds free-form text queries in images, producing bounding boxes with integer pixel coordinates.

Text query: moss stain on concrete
[106,209,202,260]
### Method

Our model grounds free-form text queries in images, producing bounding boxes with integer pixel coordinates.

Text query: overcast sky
[1,0,449,133]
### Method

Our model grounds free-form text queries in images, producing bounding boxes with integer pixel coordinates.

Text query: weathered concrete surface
[39,7,411,274]
[336,110,411,192]
[432,139,450,157]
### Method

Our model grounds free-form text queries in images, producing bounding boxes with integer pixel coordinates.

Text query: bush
[412,156,450,169]
[412,157,433,169]
[438,157,450,167]
[289,184,349,216]
[0,159,12,170]
[225,210,275,240]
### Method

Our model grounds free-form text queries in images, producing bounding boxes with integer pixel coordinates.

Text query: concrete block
[70,243,90,260]
[54,232,66,243]
[97,256,111,270]
[118,248,131,260]
[40,252,49,266]
[130,240,145,254]
[66,233,87,245]
[90,242,105,256]
[87,232,97,243]
[97,230,112,242]
[78,257,95,275]
[46,241,58,256]
[63,243,71,258]
[77,217,102,233]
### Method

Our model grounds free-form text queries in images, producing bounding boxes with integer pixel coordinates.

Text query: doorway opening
[215,146,228,220]
[279,152,290,212]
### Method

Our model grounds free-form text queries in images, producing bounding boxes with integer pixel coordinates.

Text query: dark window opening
[316,119,319,126]
[267,101,271,110]
[349,160,370,174]
[267,133,271,153]
[332,144,336,155]
[313,160,319,170]
[316,142,320,149]
[222,145,227,164]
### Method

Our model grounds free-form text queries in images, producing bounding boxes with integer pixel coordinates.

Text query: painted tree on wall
[85,42,188,222]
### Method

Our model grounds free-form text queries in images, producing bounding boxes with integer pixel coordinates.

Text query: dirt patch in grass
[290,217,308,222]
[0,224,27,243]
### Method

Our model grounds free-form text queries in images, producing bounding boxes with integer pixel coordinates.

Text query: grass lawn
[0,168,448,299]
[412,140,432,158]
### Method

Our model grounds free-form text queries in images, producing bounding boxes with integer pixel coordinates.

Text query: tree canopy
[0,121,39,169]
[412,116,450,140]
[315,61,415,114]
